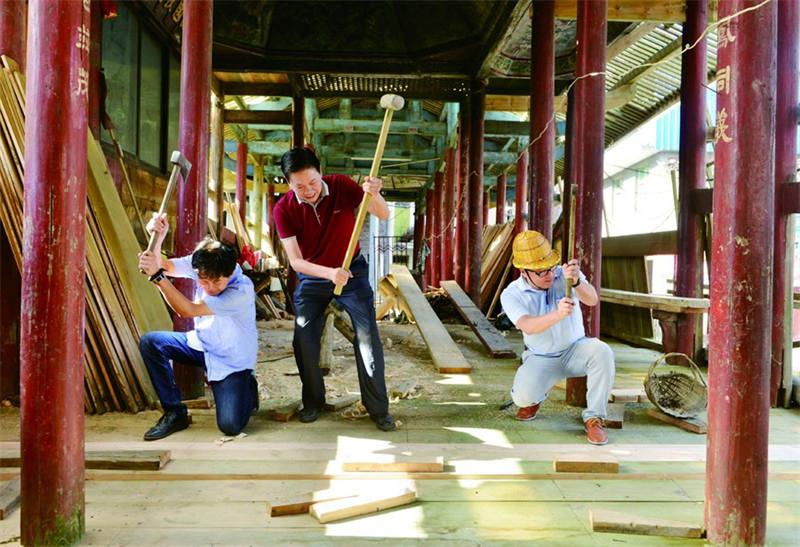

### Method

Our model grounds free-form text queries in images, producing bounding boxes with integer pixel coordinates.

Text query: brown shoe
[584,417,608,445]
[516,403,541,421]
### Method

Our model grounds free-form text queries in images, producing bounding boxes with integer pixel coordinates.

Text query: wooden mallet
[565,183,578,299]
[333,93,405,295]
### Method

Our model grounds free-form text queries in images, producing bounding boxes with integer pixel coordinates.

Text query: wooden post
[424,188,434,289]
[293,94,304,148]
[675,0,707,363]
[0,0,26,71]
[236,141,247,226]
[483,190,490,226]
[443,147,456,280]
[466,80,485,305]
[530,0,555,239]
[252,159,264,250]
[496,173,506,225]
[455,102,470,289]
[413,197,425,288]
[174,0,212,399]
[567,0,606,408]
[88,0,100,138]
[210,91,225,237]
[20,1,88,543]
[772,0,798,407]
[432,171,443,287]
[266,183,276,249]
[705,1,777,544]
[515,147,528,234]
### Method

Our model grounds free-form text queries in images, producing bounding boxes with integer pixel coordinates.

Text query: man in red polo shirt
[273,147,395,431]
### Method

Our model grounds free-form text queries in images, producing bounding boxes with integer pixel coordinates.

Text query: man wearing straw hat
[500,230,615,445]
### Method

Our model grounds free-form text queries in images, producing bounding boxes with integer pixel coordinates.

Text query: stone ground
[1,318,799,545]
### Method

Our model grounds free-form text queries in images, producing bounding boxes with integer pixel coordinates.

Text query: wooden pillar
[443,147,456,280]
[705,1,777,544]
[0,0,26,70]
[483,190,490,226]
[674,0,707,363]
[432,171,443,287]
[455,102,470,289]
[252,159,264,250]
[515,148,528,234]
[20,1,88,543]
[466,80,485,305]
[292,94,304,148]
[236,141,247,226]
[529,0,555,239]
[88,0,100,138]
[566,0,606,408]
[772,0,798,407]
[424,188,434,288]
[496,173,507,225]
[266,183,276,245]
[413,197,425,288]
[174,0,212,399]
[210,91,225,236]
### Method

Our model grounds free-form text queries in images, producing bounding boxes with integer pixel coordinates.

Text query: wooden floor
[1,327,799,545]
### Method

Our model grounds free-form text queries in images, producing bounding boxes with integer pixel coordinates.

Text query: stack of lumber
[480,222,515,314]
[222,195,276,268]
[0,56,171,413]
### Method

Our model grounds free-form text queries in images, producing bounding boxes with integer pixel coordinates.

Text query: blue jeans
[139,331,256,435]
[293,254,389,417]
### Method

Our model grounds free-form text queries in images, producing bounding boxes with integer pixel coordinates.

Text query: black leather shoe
[298,406,321,423]
[144,410,190,441]
[374,413,396,432]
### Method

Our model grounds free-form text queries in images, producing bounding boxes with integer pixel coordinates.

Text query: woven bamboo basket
[643,352,707,418]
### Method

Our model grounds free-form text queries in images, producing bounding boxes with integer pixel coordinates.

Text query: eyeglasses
[527,266,556,278]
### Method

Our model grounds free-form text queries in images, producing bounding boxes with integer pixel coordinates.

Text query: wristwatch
[149,268,166,283]
[572,278,581,288]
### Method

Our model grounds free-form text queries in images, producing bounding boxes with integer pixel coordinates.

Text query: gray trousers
[511,337,615,422]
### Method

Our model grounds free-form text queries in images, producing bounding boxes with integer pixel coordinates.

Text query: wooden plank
[222,109,292,125]
[605,403,625,429]
[0,476,20,520]
[610,389,647,403]
[324,394,360,411]
[646,408,707,434]
[389,264,471,373]
[310,488,417,523]
[553,455,619,474]
[600,288,709,314]
[272,400,301,422]
[602,230,677,257]
[342,457,444,473]
[440,280,516,358]
[0,451,170,470]
[589,508,704,538]
[554,0,687,22]
[268,490,359,517]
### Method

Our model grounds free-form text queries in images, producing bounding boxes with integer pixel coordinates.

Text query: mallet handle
[333,107,395,295]
[566,183,578,299]
[145,161,183,253]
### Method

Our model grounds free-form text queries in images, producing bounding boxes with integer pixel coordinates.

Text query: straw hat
[512,230,561,270]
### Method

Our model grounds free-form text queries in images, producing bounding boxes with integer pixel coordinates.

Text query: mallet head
[379,94,405,111]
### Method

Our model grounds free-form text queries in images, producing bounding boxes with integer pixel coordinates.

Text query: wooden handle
[333,107,395,295]
[145,161,182,253]
[566,183,578,299]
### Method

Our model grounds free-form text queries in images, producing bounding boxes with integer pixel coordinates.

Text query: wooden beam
[310,488,417,523]
[646,408,707,434]
[389,265,471,373]
[0,450,171,471]
[223,110,292,125]
[268,490,358,517]
[602,230,677,257]
[553,455,619,473]
[590,508,704,538]
[554,0,686,22]
[225,139,290,157]
[599,288,709,314]
[554,84,636,113]
[313,118,447,137]
[440,280,516,358]
[342,458,444,473]
[605,23,661,61]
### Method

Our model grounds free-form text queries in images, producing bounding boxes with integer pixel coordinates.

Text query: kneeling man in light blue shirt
[500,231,614,445]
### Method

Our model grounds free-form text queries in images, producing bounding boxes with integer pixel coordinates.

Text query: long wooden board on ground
[0,476,20,520]
[268,490,359,517]
[590,508,704,538]
[389,264,471,373]
[342,457,444,473]
[646,408,707,434]
[440,280,516,358]
[553,455,619,473]
[310,488,417,523]
[0,450,170,470]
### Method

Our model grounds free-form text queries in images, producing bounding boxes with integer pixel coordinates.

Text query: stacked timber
[479,222,515,314]
[0,56,172,413]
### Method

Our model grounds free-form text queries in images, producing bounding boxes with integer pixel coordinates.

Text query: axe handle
[145,162,182,253]
[566,183,578,299]
[333,107,395,296]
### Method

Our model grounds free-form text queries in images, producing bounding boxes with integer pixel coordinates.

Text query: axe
[145,150,192,254]
[333,93,405,296]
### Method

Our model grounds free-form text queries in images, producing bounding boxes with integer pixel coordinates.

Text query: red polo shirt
[273,174,363,268]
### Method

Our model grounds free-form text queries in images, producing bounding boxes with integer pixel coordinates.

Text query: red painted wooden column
[443,147,456,280]
[236,141,248,225]
[266,183,276,242]
[292,94,304,148]
[514,148,528,234]
[771,0,798,407]
[455,102,470,289]
[20,1,88,543]
[431,171,443,287]
[483,190,490,226]
[496,173,507,225]
[88,0,101,138]
[529,0,555,239]
[424,188,434,288]
[567,0,606,408]
[174,0,213,399]
[705,1,777,544]
[466,80,485,304]
[0,0,26,402]
[413,198,425,288]
[674,0,707,363]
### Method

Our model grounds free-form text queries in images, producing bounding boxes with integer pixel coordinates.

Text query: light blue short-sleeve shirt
[171,256,258,381]
[500,266,587,356]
